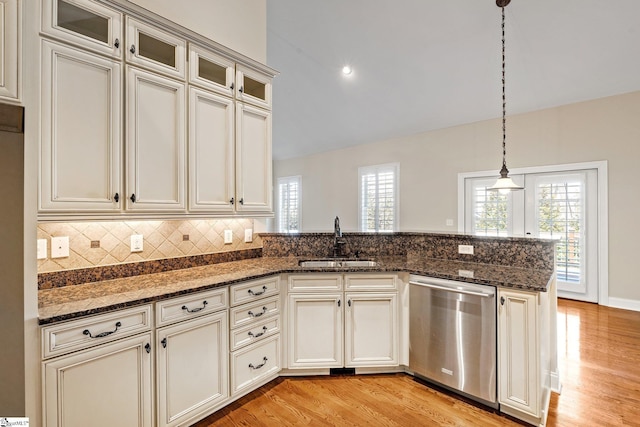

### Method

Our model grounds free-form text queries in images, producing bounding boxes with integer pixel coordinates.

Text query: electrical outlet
[51,236,69,258]
[458,269,475,278]
[458,244,474,255]
[244,229,253,243]
[130,234,144,252]
[37,239,48,260]
[224,230,233,244]
[446,219,454,227]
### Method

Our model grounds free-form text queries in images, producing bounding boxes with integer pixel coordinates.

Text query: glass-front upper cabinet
[126,16,185,79]
[188,43,235,98]
[236,64,272,110]
[41,0,123,58]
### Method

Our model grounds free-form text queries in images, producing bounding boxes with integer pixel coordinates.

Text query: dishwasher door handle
[409,281,494,298]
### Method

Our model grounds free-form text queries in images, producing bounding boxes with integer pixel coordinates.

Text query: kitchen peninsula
[38,232,557,427]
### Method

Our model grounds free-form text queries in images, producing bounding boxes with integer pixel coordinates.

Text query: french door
[464,169,599,302]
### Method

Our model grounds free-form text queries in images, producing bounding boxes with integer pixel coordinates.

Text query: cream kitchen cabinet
[126,65,186,211]
[42,306,154,427]
[229,276,282,397]
[41,0,123,58]
[0,0,20,101]
[40,39,122,212]
[286,273,399,370]
[126,16,186,80]
[498,288,551,427]
[155,304,229,427]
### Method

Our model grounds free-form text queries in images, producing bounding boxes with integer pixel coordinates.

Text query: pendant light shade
[488,0,524,192]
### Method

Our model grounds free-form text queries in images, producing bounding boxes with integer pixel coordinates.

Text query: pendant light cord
[501,5,507,169]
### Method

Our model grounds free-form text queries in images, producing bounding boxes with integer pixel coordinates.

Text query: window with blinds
[277,176,301,233]
[466,177,514,236]
[358,163,399,232]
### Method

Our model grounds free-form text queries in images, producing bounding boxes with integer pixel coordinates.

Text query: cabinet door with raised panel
[345,292,398,368]
[498,289,540,417]
[40,40,122,212]
[43,333,153,427]
[156,311,229,427]
[188,86,235,212]
[0,0,19,101]
[126,66,186,211]
[41,0,123,58]
[288,293,343,368]
[235,103,272,213]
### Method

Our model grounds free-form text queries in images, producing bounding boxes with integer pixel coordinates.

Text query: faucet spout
[334,216,341,238]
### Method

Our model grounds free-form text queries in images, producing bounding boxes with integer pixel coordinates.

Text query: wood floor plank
[194,299,640,427]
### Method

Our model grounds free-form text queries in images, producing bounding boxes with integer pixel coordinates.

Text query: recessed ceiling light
[342,65,353,76]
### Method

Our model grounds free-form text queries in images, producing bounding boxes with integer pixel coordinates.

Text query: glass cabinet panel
[242,75,266,102]
[57,0,109,43]
[138,32,176,68]
[198,57,227,86]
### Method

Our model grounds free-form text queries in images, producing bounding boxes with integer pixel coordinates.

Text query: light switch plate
[130,234,144,252]
[51,236,69,258]
[458,244,474,255]
[244,229,253,243]
[37,239,48,260]
[224,230,233,244]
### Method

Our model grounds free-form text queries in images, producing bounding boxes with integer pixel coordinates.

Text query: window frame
[358,162,400,233]
[276,175,302,233]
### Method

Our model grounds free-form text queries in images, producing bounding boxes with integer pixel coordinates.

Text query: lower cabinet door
[43,333,154,427]
[287,293,343,368]
[344,292,399,367]
[156,310,229,427]
[231,334,280,396]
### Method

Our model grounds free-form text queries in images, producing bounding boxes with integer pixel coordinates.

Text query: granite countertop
[38,256,554,325]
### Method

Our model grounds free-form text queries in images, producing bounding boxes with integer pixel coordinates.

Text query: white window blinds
[277,176,301,233]
[358,163,399,232]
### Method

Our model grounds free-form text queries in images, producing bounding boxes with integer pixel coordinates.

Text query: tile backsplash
[37,218,262,273]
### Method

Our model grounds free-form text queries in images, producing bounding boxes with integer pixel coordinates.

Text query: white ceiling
[266,0,640,160]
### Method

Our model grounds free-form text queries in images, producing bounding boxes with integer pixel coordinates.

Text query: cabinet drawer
[231,334,280,396]
[344,274,397,291]
[230,296,279,329]
[231,316,280,352]
[42,304,152,359]
[156,287,227,327]
[288,274,343,292]
[230,276,280,307]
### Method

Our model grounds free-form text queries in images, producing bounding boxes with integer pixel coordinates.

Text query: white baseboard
[607,297,640,312]
[550,370,562,394]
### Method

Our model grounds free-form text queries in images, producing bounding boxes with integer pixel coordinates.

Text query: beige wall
[127,0,267,63]
[274,91,640,303]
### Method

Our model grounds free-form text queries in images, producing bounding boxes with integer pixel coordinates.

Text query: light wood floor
[193,299,640,426]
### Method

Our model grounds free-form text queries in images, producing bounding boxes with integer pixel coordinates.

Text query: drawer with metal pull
[229,276,280,307]
[230,316,280,351]
[42,304,153,358]
[230,334,281,396]
[229,295,279,329]
[156,287,228,327]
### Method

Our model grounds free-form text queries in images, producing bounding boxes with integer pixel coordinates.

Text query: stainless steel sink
[298,259,377,268]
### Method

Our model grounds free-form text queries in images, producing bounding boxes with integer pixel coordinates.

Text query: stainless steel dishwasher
[409,275,497,408]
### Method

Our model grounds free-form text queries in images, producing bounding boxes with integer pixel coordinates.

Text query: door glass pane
[535,177,584,285]
[243,76,266,100]
[57,0,109,43]
[198,57,227,86]
[473,187,509,236]
[138,32,176,67]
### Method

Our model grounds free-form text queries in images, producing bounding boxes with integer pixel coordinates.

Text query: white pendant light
[488,0,524,193]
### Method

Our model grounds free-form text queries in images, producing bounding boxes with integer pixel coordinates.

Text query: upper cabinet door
[126,66,186,211]
[126,16,186,80]
[235,65,272,110]
[0,0,20,101]
[41,0,123,58]
[188,87,235,213]
[235,103,272,213]
[188,43,235,98]
[40,40,122,212]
